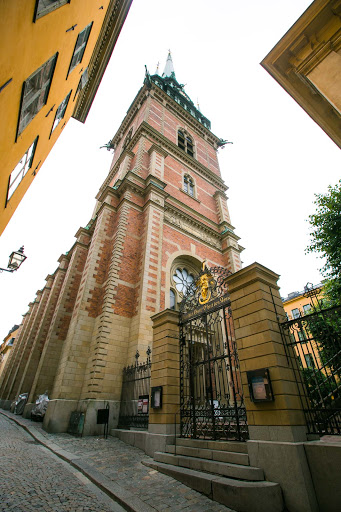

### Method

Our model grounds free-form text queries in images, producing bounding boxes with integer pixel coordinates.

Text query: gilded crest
[197,260,215,305]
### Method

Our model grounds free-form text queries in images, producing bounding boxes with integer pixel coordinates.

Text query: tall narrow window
[17,54,58,136]
[291,308,300,319]
[6,138,38,203]
[186,135,194,157]
[178,130,194,158]
[184,174,194,197]
[170,289,176,310]
[68,23,93,76]
[50,91,71,135]
[35,0,70,20]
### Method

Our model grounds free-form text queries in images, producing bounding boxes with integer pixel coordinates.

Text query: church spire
[162,50,176,79]
[149,51,211,130]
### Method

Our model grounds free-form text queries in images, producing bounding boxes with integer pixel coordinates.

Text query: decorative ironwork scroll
[179,262,232,321]
[179,263,248,441]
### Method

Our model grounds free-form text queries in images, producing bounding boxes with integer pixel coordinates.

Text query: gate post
[149,309,180,437]
[226,263,319,512]
[226,262,307,442]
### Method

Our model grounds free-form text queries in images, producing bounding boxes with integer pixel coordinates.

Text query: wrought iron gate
[280,284,341,435]
[118,348,151,429]
[179,264,248,441]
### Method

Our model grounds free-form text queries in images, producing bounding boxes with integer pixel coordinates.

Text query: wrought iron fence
[280,292,341,435]
[117,348,151,430]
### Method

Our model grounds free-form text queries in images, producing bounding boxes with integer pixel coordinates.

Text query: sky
[0,0,340,337]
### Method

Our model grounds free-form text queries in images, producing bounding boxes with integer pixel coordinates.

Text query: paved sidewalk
[0,410,234,512]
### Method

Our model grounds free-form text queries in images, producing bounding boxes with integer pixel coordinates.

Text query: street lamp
[0,246,27,273]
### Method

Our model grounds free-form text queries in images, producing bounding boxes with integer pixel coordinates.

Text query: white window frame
[6,138,38,204]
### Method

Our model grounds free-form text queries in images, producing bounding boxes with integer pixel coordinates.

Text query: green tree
[306,180,341,305]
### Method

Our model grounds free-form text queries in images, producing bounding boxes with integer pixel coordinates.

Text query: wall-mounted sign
[138,395,149,414]
[247,368,274,403]
[181,294,230,322]
[151,386,162,409]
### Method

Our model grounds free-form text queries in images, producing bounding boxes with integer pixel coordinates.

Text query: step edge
[145,460,280,488]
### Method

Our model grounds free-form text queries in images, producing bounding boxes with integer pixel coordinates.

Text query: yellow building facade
[0,325,20,380]
[282,284,324,370]
[282,284,324,320]
[261,0,341,149]
[0,0,132,236]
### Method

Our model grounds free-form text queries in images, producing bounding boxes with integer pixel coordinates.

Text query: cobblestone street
[0,412,234,512]
[0,414,124,512]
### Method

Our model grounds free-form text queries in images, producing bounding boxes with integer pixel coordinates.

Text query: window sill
[179,188,200,203]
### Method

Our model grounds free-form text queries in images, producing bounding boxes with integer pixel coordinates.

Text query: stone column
[5,293,43,401]
[0,314,28,404]
[19,275,57,409]
[148,144,168,180]
[149,309,180,436]
[28,249,83,404]
[226,262,318,512]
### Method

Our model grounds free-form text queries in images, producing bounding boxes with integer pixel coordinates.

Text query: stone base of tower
[41,399,120,436]
[112,428,175,458]
[0,399,12,410]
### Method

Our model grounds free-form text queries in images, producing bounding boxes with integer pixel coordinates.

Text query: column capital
[151,309,179,329]
[227,262,280,292]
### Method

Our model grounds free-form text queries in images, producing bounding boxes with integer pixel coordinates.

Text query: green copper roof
[150,52,211,130]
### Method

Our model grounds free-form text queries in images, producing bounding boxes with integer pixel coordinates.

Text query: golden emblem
[197,260,213,305]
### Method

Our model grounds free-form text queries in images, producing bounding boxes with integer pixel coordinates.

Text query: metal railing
[280,304,341,435]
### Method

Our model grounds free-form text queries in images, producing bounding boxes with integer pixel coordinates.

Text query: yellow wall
[0,0,111,235]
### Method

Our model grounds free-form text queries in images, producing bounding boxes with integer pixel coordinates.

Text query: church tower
[0,53,243,434]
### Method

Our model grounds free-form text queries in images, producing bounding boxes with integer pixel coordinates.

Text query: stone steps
[143,460,284,512]
[174,437,249,453]
[146,438,284,511]
[166,444,250,465]
[154,451,263,480]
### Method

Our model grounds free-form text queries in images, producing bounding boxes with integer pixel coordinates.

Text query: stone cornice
[148,143,169,158]
[73,0,133,122]
[57,254,70,264]
[261,0,341,149]
[164,203,222,250]
[110,80,223,148]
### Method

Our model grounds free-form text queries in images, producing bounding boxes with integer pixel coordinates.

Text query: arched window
[178,130,194,158]
[173,267,195,295]
[169,258,200,310]
[183,174,194,197]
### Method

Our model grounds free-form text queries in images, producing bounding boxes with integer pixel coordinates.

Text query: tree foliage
[307,180,341,304]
